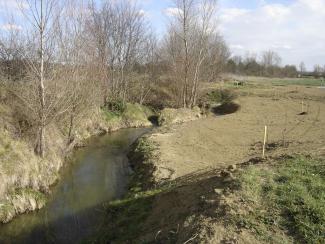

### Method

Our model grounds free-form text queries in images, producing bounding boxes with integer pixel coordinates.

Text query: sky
[1,0,324,70]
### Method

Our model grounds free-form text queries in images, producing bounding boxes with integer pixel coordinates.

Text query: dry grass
[0,127,64,222]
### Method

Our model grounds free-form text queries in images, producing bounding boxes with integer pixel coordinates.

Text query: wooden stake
[262,125,268,158]
[301,100,304,113]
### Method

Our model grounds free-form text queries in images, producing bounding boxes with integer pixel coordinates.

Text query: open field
[146,79,325,181]
[243,76,324,87]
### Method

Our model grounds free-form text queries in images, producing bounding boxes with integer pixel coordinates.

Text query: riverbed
[0,128,149,243]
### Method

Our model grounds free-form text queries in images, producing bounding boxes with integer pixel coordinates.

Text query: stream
[0,127,149,243]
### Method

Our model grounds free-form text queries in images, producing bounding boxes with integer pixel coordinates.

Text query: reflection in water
[0,128,149,244]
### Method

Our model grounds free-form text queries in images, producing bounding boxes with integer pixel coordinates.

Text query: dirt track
[148,85,325,181]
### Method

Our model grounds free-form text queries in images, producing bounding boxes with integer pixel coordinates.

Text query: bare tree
[15,0,57,157]
[88,0,150,105]
[135,33,159,105]
[313,64,323,77]
[56,0,100,144]
[0,26,26,81]
[164,0,220,108]
[201,34,230,83]
[261,50,282,68]
[299,61,306,74]
[12,0,78,157]
[261,50,282,77]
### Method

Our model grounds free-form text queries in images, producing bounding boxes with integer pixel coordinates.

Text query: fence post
[262,125,268,158]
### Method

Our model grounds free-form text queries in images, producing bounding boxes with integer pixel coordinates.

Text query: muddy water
[0,128,149,244]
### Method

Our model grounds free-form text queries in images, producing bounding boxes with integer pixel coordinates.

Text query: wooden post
[262,125,268,158]
[301,100,304,113]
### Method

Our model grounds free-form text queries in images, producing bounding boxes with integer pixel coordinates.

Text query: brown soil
[148,85,325,181]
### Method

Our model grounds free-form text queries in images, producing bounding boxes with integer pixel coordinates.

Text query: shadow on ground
[212,103,240,115]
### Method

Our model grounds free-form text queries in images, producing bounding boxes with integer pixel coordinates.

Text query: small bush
[103,98,126,115]
[207,89,237,105]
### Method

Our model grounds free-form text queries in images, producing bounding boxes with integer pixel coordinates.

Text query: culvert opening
[212,102,240,115]
[148,115,159,125]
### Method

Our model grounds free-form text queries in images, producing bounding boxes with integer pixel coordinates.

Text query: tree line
[225,51,297,77]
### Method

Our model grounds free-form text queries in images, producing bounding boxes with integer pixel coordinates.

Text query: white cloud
[220,8,250,23]
[261,4,290,21]
[230,44,244,50]
[138,9,150,18]
[163,7,182,17]
[299,0,325,14]
[0,0,28,11]
[0,23,22,31]
[220,1,325,70]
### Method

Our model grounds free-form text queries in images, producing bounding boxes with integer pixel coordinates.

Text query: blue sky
[129,0,298,35]
[133,0,325,70]
[1,0,325,70]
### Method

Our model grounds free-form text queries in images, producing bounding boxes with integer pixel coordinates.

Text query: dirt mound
[158,107,202,126]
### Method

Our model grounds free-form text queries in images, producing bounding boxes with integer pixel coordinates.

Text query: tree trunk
[182,0,189,108]
[68,107,75,144]
[38,0,46,158]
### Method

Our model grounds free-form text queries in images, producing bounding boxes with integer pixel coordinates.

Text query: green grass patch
[122,103,154,122]
[102,103,154,124]
[101,109,121,122]
[12,188,47,204]
[270,78,323,86]
[234,156,325,243]
[0,202,15,223]
[131,137,155,160]
[127,137,159,193]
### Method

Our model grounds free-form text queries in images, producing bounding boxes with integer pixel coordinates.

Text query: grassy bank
[0,126,62,223]
[101,103,154,130]
[228,156,325,243]
[94,186,169,243]
[90,132,172,243]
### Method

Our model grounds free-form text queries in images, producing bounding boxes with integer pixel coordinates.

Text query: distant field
[222,75,325,88]
[269,78,324,86]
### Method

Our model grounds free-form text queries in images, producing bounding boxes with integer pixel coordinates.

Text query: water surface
[0,128,149,243]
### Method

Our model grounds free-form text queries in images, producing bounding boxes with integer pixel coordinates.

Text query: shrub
[207,89,237,105]
[103,98,126,115]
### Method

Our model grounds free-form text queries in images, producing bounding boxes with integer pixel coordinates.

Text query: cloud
[0,0,28,11]
[138,9,151,18]
[220,8,250,23]
[220,0,325,69]
[0,23,22,31]
[163,7,182,17]
[230,44,244,50]
[261,4,290,21]
[299,0,325,14]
